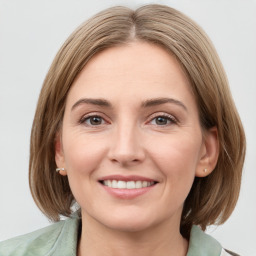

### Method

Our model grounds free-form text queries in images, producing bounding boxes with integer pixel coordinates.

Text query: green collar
[0,215,223,256]
[187,225,222,256]
[56,217,223,256]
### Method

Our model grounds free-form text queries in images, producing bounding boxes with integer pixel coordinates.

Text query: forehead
[66,41,194,107]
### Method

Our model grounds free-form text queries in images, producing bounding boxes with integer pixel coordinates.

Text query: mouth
[99,180,157,189]
[98,175,158,199]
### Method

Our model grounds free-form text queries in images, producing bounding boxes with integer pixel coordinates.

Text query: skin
[55,41,219,256]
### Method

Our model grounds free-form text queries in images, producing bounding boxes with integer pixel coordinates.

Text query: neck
[77,211,188,256]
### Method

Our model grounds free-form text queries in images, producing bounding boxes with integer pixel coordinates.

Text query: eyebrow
[141,97,187,111]
[71,97,187,111]
[71,98,112,111]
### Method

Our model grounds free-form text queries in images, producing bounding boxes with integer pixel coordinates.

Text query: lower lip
[100,183,156,199]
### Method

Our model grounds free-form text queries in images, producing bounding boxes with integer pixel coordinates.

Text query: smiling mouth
[99,180,158,189]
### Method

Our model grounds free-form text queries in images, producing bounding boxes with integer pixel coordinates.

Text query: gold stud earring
[203,168,208,173]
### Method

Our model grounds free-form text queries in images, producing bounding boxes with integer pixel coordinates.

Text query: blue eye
[83,116,105,126]
[150,115,176,126]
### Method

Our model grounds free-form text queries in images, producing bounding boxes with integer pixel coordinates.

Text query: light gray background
[0,0,255,255]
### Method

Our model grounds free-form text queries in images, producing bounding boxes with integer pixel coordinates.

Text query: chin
[95,208,160,233]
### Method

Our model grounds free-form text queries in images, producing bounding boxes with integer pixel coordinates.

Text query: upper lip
[98,175,158,182]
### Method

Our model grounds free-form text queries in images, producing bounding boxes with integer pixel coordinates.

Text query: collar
[187,225,222,256]
[55,216,222,256]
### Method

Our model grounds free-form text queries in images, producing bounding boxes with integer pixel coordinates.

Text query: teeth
[102,180,155,189]
[112,180,118,188]
[117,181,126,189]
[135,181,141,189]
[142,181,148,187]
[127,181,136,189]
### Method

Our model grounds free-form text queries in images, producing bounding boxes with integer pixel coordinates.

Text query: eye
[82,115,106,126]
[149,114,177,126]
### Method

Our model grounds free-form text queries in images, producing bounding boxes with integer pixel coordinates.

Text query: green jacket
[0,215,237,256]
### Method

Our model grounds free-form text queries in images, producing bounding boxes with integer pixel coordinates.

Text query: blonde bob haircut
[29,4,246,238]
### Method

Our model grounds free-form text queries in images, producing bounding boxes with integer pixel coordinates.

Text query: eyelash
[79,112,178,127]
[79,113,108,127]
[148,113,178,126]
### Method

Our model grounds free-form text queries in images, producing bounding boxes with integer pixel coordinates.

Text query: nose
[107,122,145,166]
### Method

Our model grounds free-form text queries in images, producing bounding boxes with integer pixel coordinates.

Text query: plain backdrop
[0,0,255,255]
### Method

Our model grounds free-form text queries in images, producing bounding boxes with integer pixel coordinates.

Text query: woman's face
[56,42,214,232]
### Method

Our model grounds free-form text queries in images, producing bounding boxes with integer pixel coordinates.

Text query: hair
[29,4,246,238]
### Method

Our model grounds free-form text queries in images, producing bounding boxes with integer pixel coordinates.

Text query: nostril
[107,136,146,165]
[109,154,143,166]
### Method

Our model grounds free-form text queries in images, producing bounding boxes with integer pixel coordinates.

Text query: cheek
[61,133,107,207]
[62,132,106,175]
[151,135,201,169]
[148,133,202,190]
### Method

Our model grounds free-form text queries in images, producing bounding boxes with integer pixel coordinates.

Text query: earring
[56,167,65,172]
[203,168,208,173]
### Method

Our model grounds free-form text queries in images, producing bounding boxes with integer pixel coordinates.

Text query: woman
[0,4,245,256]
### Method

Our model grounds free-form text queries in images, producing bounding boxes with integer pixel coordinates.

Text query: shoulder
[187,225,240,256]
[0,221,65,255]
[0,216,80,256]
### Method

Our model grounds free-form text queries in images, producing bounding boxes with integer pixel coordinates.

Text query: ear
[196,126,219,177]
[55,132,67,176]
